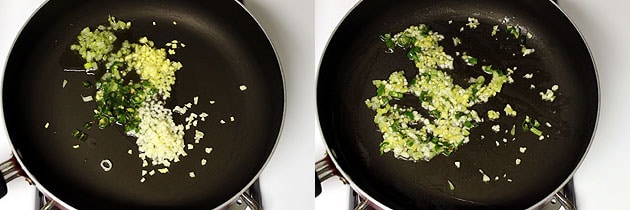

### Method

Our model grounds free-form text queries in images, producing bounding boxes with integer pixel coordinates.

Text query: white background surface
[0,0,313,209]
[315,0,630,210]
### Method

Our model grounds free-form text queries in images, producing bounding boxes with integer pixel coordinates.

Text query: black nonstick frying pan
[1,0,284,209]
[317,0,598,209]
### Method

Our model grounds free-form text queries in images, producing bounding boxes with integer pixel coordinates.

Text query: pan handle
[238,192,261,210]
[354,195,369,210]
[40,200,55,210]
[315,154,346,197]
[550,179,576,210]
[554,192,575,210]
[0,155,25,198]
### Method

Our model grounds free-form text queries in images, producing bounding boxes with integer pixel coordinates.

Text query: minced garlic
[482,174,490,182]
[487,110,500,120]
[540,89,556,102]
[194,130,205,142]
[504,104,517,117]
[466,17,480,29]
[158,168,169,174]
[491,125,501,133]
[130,99,186,167]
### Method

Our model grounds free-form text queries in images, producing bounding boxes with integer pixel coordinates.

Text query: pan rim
[213,0,287,209]
[0,0,287,209]
[315,0,600,209]
[528,0,600,209]
[315,0,391,209]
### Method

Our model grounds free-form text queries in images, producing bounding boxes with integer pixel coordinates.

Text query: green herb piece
[82,81,92,88]
[462,54,478,66]
[93,63,154,133]
[530,127,543,136]
[72,129,88,142]
[380,33,396,50]
[506,25,520,39]
[83,122,93,130]
[377,85,385,96]
[522,116,544,136]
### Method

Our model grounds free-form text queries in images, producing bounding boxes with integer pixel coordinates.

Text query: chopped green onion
[506,25,520,39]
[72,129,88,142]
[533,120,541,128]
[83,122,93,130]
[530,127,543,136]
[82,81,92,88]
[379,33,396,50]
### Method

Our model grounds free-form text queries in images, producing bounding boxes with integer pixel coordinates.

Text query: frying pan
[317,0,598,209]
[0,0,284,209]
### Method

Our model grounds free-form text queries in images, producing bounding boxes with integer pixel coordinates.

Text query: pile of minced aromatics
[68,16,211,182]
[367,18,557,163]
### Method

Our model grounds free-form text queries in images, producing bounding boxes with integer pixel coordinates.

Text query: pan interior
[318,0,597,209]
[3,0,283,209]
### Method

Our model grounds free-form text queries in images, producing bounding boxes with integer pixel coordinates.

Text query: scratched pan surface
[317,0,597,209]
[2,0,284,209]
